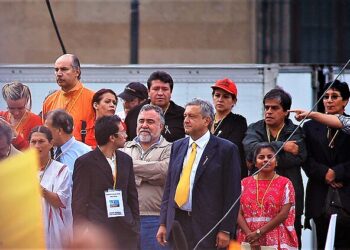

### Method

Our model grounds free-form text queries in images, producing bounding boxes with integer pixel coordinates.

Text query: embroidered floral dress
[237,175,298,250]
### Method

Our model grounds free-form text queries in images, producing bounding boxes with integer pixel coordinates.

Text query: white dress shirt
[180,130,210,211]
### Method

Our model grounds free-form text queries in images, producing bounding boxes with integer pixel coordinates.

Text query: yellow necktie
[174,142,197,207]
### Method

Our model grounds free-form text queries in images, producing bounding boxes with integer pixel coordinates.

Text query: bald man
[42,54,95,143]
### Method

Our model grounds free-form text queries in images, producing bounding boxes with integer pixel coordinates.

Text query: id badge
[105,190,125,217]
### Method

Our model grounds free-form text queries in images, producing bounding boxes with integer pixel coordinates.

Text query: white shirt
[180,130,210,211]
[105,153,117,178]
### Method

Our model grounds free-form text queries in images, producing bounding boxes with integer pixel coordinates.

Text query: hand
[325,168,336,184]
[250,241,261,250]
[216,231,230,248]
[289,109,309,121]
[283,141,299,155]
[156,225,167,246]
[246,230,261,244]
[330,181,343,188]
[40,186,46,196]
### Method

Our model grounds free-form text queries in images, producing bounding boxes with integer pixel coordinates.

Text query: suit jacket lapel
[93,148,113,181]
[194,135,217,185]
[174,138,190,181]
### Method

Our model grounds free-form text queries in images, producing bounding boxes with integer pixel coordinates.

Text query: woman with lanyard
[1,81,42,150]
[210,78,248,178]
[29,125,72,249]
[237,142,298,250]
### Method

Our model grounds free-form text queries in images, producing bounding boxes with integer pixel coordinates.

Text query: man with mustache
[42,54,95,143]
[243,87,306,248]
[121,104,172,250]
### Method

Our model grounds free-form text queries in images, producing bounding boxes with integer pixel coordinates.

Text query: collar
[189,130,210,149]
[62,81,83,95]
[97,145,116,160]
[134,135,162,148]
[60,136,75,151]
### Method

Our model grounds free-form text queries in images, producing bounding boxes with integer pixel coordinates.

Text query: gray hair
[70,54,81,80]
[0,120,13,145]
[185,98,214,128]
[46,109,74,134]
[139,104,165,125]
[2,81,32,110]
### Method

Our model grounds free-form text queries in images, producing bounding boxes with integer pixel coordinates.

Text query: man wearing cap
[125,71,185,142]
[118,82,148,122]
[210,78,248,178]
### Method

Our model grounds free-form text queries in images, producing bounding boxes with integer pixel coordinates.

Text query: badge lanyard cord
[193,58,350,250]
[113,157,117,190]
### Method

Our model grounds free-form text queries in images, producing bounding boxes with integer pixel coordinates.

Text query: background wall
[0,0,257,64]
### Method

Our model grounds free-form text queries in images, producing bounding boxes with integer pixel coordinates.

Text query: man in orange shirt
[42,54,95,142]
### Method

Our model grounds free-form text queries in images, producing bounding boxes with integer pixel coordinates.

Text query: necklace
[163,103,171,116]
[327,128,339,148]
[266,123,285,142]
[256,172,276,210]
[211,113,227,134]
[39,157,52,182]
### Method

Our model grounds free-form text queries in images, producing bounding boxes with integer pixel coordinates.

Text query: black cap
[118,82,148,101]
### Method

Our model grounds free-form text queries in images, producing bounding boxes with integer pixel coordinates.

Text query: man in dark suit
[156,99,241,249]
[72,115,140,250]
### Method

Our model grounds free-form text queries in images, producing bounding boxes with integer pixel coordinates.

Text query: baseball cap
[211,78,238,97]
[118,82,148,101]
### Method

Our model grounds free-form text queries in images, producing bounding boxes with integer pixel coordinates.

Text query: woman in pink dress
[237,142,298,250]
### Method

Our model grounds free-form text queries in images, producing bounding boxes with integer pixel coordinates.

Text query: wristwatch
[256,229,261,237]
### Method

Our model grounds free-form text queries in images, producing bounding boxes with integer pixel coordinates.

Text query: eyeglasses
[323,95,342,101]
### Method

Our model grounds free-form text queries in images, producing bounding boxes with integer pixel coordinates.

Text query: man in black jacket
[243,87,306,247]
[72,115,140,249]
[125,71,185,142]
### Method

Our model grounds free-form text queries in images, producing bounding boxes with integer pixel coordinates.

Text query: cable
[193,59,350,250]
[45,0,67,54]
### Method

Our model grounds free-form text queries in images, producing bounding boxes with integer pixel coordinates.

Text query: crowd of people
[1,53,350,250]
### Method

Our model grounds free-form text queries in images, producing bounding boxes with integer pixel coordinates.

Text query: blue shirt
[54,137,91,173]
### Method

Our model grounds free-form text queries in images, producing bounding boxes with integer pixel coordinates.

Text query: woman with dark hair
[29,125,72,249]
[210,78,248,178]
[1,81,42,150]
[237,142,298,250]
[84,89,118,147]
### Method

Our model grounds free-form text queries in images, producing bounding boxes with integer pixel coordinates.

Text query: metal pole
[130,0,139,64]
